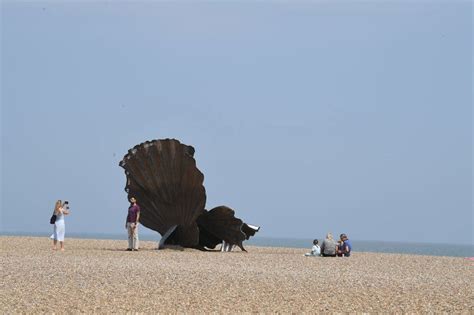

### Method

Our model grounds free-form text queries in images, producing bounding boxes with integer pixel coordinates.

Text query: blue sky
[1,1,472,244]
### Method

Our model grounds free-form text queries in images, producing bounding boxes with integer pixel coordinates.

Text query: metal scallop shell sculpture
[119,139,259,250]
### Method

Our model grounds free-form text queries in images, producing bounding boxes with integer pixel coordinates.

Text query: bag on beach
[50,214,57,224]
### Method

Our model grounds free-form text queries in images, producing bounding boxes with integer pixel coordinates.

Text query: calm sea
[2,231,473,257]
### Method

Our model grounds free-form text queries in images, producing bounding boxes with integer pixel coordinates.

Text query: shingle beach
[1,236,472,313]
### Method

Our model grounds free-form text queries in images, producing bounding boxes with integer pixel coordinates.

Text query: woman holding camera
[50,200,70,251]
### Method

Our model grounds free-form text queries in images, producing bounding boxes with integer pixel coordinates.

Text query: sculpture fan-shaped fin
[197,206,247,250]
[119,139,206,247]
[120,138,260,250]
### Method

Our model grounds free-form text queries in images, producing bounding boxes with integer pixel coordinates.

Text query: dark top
[127,204,140,223]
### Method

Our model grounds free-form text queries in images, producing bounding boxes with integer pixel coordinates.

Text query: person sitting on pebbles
[337,233,352,257]
[304,239,321,256]
[321,232,337,257]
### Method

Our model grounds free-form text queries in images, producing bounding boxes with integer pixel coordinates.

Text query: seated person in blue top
[304,239,321,256]
[337,233,352,257]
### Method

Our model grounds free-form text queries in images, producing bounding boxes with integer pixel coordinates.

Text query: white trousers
[127,223,139,249]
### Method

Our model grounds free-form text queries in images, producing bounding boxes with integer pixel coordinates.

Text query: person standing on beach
[320,233,337,257]
[50,200,70,251]
[125,197,140,251]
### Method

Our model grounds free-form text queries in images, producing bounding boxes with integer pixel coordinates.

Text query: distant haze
[1,1,472,244]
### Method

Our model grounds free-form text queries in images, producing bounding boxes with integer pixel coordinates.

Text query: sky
[1,1,472,244]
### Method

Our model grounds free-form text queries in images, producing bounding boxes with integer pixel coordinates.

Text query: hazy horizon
[1,1,472,245]
[3,230,474,247]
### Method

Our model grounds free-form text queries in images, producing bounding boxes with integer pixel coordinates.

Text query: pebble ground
[1,236,472,313]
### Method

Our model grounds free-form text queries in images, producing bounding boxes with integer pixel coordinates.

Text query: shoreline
[2,232,472,257]
[1,235,471,257]
[1,236,473,313]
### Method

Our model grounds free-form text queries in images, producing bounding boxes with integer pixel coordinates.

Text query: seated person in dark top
[337,233,352,257]
[336,239,344,257]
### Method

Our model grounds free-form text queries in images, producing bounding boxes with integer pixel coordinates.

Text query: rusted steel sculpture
[119,138,259,250]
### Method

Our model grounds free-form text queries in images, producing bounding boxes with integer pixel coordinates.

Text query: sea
[3,231,473,257]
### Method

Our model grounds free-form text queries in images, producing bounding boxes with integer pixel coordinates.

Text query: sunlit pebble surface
[1,236,472,313]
